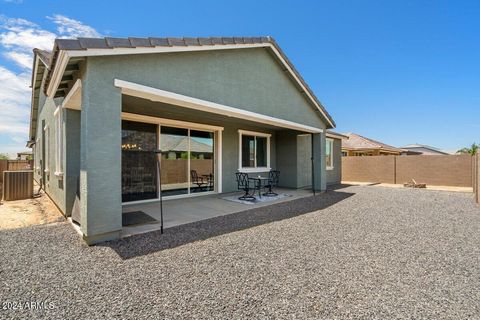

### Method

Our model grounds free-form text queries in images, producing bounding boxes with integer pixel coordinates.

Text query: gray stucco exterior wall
[80,61,123,243]
[33,76,67,215]
[326,138,342,185]
[87,48,328,129]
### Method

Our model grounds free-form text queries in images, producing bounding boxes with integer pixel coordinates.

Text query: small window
[44,125,49,173]
[238,130,271,172]
[326,138,334,170]
[54,106,63,177]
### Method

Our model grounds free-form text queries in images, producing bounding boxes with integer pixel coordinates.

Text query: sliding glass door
[190,130,214,193]
[122,120,216,202]
[160,126,215,197]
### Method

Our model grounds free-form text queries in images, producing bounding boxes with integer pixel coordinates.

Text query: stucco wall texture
[342,155,473,187]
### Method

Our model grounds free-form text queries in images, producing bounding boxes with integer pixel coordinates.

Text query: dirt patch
[0,190,65,230]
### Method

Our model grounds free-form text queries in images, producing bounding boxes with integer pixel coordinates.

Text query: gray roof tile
[233,37,245,44]
[105,37,134,48]
[149,37,170,46]
[184,37,200,46]
[222,37,235,45]
[77,38,109,49]
[167,38,186,46]
[210,37,223,45]
[56,39,83,50]
[128,37,153,47]
[33,49,53,66]
[198,37,213,45]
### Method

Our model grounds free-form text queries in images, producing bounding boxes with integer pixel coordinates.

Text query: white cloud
[48,14,100,38]
[0,15,100,154]
[0,16,56,64]
[0,66,30,139]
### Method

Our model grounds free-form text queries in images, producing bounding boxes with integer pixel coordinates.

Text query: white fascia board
[266,44,334,128]
[46,50,70,97]
[66,43,269,58]
[114,79,323,134]
[48,43,334,128]
[61,79,82,110]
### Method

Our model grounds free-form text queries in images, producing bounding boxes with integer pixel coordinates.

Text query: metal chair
[263,170,280,196]
[191,170,208,191]
[235,172,257,201]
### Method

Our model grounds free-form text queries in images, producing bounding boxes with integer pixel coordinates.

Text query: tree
[457,143,479,155]
[0,153,9,160]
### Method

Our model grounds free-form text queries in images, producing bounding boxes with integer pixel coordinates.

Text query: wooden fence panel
[0,160,7,183]
[7,160,33,171]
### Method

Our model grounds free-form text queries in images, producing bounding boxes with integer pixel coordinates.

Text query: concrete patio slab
[121,188,314,237]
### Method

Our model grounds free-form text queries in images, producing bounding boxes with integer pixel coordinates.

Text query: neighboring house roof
[326,130,349,140]
[28,36,336,142]
[342,133,403,153]
[161,135,212,153]
[401,144,450,155]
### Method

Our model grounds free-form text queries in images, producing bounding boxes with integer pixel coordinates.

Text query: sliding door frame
[121,112,224,205]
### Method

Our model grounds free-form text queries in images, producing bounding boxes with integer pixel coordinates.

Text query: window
[326,138,334,170]
[238,130,271,172]
[341,151,347,157]
[54,106,63,177]
[34,138,40,171]
[44,125,49,174]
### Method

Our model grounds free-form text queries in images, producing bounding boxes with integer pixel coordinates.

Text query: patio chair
[235,172,258,201]
[191,170,208,191]
[263,170,280,196]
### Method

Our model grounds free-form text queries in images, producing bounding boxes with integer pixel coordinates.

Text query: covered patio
[121,187,314,237]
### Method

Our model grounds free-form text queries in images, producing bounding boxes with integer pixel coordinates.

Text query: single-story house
[28,36,339,244]
[400,144,450,155]
[342,133,403,156]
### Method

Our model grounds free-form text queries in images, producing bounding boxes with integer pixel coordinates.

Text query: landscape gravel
[0,185,479,319]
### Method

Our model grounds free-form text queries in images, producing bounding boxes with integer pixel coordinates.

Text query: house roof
[34,49,53,67]
[326,130,349,140]
[342,133,403,153]
[161,135,212,153]
[30,36,335,138]
[401,144,450,155]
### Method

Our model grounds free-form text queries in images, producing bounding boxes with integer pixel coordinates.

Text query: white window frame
[238,129,271,173]
[43,124,49,174]
[34,137,40,171]
[326,138,334,170]
[53,106,64,178]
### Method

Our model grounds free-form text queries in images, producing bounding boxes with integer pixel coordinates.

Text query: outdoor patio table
[248,176,269,199]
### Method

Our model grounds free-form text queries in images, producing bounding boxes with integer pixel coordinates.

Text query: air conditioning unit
[2,170,34,201]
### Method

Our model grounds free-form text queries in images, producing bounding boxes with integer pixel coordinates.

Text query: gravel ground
[0,185,479,319]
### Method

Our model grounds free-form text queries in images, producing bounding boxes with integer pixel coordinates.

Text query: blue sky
[0,0,478,156]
